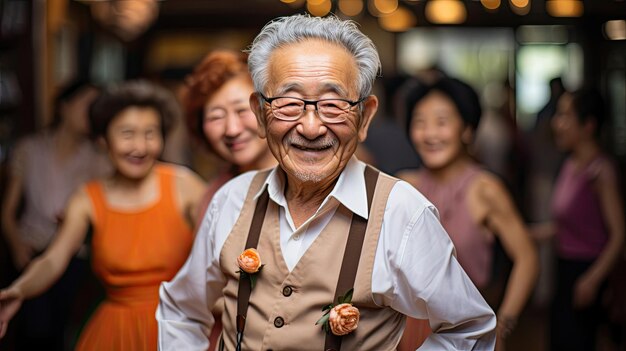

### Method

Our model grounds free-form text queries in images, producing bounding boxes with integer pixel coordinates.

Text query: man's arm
[157,202,225,350]
[390,202,496,350]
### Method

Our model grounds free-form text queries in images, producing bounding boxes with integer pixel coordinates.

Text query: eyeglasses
[259,93,366,124]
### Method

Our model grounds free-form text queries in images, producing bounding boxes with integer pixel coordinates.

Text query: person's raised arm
[0,188,91,338]
[480,175,539,340]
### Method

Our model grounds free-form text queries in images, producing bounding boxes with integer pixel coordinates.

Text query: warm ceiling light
[546,0,584,17]
[373,0,398,14]
[481,0,501,11]
[280,0,298,3]
[307,0,326,5]
[425,0,467,24]
[378,6,417,32]
[510,0,530,14]
[307,0,332,16]
[605,20,626,40]
[338,0,364,16]
[510,0,529,8]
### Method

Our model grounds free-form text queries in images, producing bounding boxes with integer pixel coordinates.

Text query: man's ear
[250,92,267,139]
[357,95,378,142]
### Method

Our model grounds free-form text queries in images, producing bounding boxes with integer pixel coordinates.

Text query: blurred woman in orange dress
[0,80,206,350]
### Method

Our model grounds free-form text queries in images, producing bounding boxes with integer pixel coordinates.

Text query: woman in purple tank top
[397,77,539,351]
[542,89,624,351]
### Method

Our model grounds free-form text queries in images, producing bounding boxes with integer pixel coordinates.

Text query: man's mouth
[292,143,333,151]
[288,134,336,152]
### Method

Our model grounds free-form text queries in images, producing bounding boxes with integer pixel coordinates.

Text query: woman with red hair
[183,49,276,221]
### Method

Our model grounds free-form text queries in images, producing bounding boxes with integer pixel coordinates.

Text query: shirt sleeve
[390,202,496,350]
[157,199,226,350]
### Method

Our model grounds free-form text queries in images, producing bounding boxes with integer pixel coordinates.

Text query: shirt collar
[254,156,369,220]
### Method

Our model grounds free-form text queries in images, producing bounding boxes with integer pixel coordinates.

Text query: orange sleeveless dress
[75,164,193,351]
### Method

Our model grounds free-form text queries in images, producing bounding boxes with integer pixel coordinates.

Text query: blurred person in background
[535,88,624,351]
[0,80,206,351]
[535,77,565,129]
[397,77,539,351]
[181,48,277,350]
[0,80,111,350]
[359,75,421,176]
[525,78,567,309]
[182,49,276,220]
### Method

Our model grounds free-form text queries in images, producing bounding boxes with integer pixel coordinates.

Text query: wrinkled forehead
[265,39,359,97]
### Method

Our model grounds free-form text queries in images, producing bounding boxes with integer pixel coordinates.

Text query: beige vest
[219,169,404,350]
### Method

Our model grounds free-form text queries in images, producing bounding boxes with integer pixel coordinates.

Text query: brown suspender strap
[235,189,269,351]
[324,165,379,351]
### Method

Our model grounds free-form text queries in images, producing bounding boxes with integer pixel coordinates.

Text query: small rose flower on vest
[329,303,360,336]
[236,248,264,289]
[316,288,359,336]
[237,248,262,273]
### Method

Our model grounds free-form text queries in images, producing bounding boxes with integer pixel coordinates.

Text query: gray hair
[247,14,381,99]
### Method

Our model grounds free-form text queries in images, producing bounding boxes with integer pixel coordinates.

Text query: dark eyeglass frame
[258,92,366,123]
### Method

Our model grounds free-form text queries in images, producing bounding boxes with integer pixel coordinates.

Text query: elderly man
[157,14,496,350]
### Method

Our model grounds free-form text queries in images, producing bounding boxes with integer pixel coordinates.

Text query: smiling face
[105,106,163,180]
[202,75,272,169]
[252,39,377,184]
[410,91,471,171]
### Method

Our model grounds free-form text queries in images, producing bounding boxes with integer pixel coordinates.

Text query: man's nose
[296,106,327,139]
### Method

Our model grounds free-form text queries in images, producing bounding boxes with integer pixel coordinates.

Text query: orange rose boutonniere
[315,288,360,336]
[236,248,264,289]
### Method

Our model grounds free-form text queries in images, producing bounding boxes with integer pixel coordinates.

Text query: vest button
[282,285,293,297]
[274,316,285,328]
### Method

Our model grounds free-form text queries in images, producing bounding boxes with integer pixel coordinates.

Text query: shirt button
[293,234,301,241]
[274,316,285,328]
[282,286,293,297]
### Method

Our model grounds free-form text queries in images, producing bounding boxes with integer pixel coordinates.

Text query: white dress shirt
[157,157,496,350]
